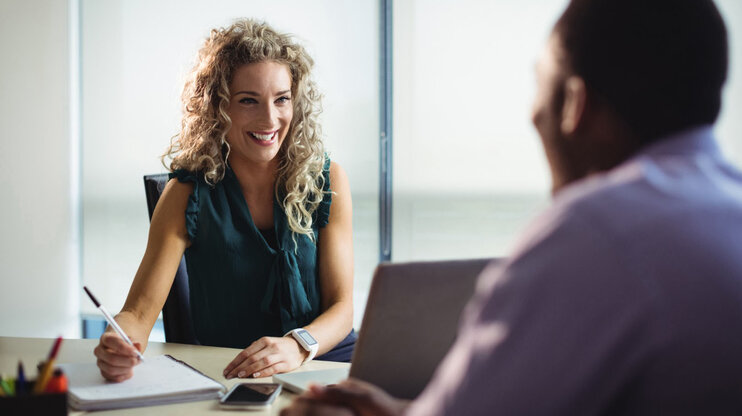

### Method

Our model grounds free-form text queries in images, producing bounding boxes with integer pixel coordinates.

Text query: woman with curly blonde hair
[94,19,356,382]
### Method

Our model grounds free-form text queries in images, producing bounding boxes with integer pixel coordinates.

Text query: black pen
[84,286,145,361]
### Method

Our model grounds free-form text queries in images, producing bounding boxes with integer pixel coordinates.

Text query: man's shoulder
[513,163,651,253]
[553,152,742,238]
[503,150,742,293]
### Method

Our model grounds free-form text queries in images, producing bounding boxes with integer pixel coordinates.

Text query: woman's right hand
[93,331,143,382]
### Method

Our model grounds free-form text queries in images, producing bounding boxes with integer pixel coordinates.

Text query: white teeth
[250,132,274,141]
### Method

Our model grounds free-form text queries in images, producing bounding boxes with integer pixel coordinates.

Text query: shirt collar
[631,124,719,161]
[553,124,720,201]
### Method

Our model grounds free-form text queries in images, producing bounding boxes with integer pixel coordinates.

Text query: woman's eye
[239,97,257,104]
[276,96,291,104]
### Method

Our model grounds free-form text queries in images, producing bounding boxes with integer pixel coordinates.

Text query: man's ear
[560,76,587,136]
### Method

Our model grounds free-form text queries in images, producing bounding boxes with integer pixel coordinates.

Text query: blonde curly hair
[163,19,327,241]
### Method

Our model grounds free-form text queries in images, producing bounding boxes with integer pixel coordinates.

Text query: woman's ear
[560,76,587,136]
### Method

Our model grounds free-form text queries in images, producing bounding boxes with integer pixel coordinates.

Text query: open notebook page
[58,354,224,410]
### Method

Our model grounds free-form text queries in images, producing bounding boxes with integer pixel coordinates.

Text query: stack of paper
[58,355,224,411]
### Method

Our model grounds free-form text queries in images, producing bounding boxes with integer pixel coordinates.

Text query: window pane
[392,0,742,262]
[392,0,560,261]
[716,0,742,166]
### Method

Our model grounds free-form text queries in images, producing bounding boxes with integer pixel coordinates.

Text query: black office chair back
[143,174,199,344]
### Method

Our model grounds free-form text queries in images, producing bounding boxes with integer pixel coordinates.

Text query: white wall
[0,0,80,337]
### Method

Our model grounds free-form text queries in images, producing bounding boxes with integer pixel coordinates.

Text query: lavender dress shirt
[408,126,742,415]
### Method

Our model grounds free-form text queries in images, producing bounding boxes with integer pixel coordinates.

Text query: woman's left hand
[223,336,308,379]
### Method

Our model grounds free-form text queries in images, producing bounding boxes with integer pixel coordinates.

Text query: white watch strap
[304,344,318,363]
[284,329,318,363]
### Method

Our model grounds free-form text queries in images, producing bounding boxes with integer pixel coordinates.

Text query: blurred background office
[2,0,741,340]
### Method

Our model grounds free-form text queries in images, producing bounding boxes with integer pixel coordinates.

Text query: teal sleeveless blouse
[170,158,331,348]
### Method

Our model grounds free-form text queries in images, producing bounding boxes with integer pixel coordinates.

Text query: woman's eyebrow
[233,89,291,96]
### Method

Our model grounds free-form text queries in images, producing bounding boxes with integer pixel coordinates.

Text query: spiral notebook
[58,355,225,411]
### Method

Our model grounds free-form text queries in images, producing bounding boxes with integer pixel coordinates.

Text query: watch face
[297,330,317,346]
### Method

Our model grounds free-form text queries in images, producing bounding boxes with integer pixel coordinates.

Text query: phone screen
[222,383,280,404]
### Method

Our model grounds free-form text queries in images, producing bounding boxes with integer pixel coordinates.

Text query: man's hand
[280,378,409,416]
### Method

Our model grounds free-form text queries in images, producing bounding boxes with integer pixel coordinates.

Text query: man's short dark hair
[554,0,728,143]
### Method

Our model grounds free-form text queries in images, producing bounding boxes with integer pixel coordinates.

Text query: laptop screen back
[349,258,495,399]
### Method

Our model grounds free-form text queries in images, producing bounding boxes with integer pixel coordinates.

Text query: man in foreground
[283,0,742,414]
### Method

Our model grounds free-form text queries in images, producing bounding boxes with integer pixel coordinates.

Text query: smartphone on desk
[219,383,282,409]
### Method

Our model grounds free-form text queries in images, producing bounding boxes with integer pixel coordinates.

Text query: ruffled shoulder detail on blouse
[169,169,200,242]
[315,156,332,228]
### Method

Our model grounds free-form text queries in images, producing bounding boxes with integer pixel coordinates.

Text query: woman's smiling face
[225,61,294,166]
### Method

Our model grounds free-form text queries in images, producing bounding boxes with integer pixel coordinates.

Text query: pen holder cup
[0,380,68,415]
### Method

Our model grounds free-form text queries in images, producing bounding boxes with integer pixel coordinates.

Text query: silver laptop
[274,258,495,399]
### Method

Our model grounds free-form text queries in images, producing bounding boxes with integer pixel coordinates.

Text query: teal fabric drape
[170,158,331,348]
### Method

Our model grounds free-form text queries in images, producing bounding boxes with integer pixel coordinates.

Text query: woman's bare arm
[304,161,355,353]
[94,178,192,381]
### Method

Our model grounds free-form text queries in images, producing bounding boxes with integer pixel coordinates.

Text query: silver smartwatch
[284,328,319,363]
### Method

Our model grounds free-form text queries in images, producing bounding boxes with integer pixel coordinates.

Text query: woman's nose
[257,102,278,125]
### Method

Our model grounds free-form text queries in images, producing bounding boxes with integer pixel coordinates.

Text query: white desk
[0,337,349,415]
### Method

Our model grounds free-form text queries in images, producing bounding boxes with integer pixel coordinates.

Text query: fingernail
[238,371,245,378]
[308,384,326,395]
[253,372,260,378]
